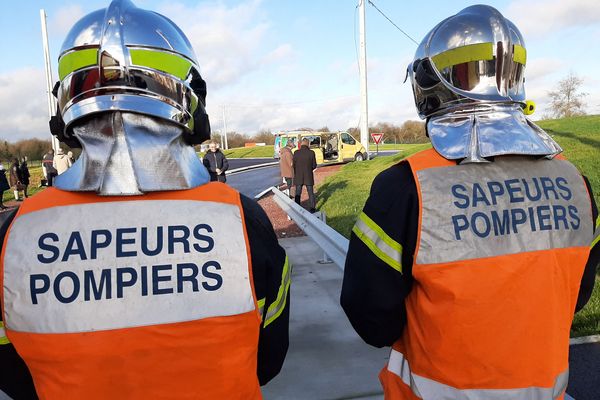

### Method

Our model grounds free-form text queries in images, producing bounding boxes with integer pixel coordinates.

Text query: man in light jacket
[53,147,72,175]
[279,140,294,198]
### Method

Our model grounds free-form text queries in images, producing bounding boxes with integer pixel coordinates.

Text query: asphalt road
[226,165,281,198]
[227,157,275,170]
[567,342,600,400]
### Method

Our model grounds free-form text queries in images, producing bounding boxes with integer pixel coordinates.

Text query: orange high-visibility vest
[1,183,262,399]
[379,149,594,400]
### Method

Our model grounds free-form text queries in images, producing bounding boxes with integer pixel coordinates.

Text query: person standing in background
[42,149,57,186]
[67,150,75,165]
[9,159,23,201]
[293,138,317,213]
[0,164,10,209]
[53,147,72,175]
[19,157,30,199]
[279,140,294,198]
[203,141,229,182]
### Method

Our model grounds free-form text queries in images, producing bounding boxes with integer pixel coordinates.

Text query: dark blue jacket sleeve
[341,161,418,348]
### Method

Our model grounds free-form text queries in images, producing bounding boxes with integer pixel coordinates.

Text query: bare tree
[253,130,275,145]
[547,73,588,118]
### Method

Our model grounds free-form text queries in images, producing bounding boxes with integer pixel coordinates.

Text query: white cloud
[506,0,600,38]
[0,68,51,140]
[49,4,85,38]
[158,0,286,89]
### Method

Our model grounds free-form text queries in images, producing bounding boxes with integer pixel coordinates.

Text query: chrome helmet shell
[408,5,527,119]
[53,0,210,147]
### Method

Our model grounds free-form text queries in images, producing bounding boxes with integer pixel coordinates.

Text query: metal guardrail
[271,187,349,270]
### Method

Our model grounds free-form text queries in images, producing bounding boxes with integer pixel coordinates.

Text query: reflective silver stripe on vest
[387,349,568,400]
[415,157,593,264]
[3,200,254,334]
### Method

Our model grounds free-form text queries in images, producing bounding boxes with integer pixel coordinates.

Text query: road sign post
[371,133,383,155]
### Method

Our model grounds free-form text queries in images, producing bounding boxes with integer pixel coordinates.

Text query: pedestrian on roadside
[293,138,317,212]
[279,140,294,198]
[53,147,72,175]
[0,164,10,209]
[19,157,30,199]
[202,140,229,182]
[9,158,23,201]
[42,149,57,186]
[341,6,598,400]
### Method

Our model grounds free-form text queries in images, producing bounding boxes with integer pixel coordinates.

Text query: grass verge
[2,166,46,203]
[199,146,275,159]
[316,144,430,238]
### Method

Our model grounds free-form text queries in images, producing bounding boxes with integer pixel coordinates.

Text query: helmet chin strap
[54,112,210,196]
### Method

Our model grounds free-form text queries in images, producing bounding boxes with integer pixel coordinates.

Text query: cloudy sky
[1,0,599,141]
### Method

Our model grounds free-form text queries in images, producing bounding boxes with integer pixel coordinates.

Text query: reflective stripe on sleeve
[352,212,403,273]
[592,228,600,249]
[264,255,291,327]
[0,322,9,345]
[592,215,600,248]
[387,349,568,400]
[257,298,266,321]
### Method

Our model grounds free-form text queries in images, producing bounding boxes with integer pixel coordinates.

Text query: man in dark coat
[19,157,30,199]
[293,138,317,212]
[202,141,229,182]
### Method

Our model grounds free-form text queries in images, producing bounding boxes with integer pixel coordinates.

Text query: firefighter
[0,1,289,398]
[341,5,599,399]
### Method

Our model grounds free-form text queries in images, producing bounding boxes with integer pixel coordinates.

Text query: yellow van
[274,131,367,164]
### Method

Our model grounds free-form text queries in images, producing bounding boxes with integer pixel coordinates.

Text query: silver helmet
[408,4,527,118]
[407,5,561,162]
[51,0,210,147]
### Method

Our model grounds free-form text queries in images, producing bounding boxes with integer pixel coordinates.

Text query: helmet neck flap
[54,112,209,196]
[427,103,562,163]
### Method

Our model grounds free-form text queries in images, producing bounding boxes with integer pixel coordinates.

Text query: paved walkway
[262,236,388,400]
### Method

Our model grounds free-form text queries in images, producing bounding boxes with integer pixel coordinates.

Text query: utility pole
[358,0,370,159]
[221,105,229,150]
[40,9,61,154]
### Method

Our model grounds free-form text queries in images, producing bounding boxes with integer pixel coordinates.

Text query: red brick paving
[257,164,344,239]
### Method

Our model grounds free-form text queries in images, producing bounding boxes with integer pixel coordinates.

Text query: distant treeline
[0,138,80,162]
[207,121,428,148]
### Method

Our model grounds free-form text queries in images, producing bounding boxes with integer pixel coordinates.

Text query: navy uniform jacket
[341,160,599,348]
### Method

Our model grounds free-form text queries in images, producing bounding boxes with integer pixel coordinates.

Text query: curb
[227,162,279,175]
[569,334,600,346]
[228,157,274,160]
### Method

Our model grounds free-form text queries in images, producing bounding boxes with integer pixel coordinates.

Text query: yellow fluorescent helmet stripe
[513,44,527,65]
[58,48,98,80]
[129,49,192,80]
[431,42,494,71]
[0,321,9,345]
[264,256,291,327]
